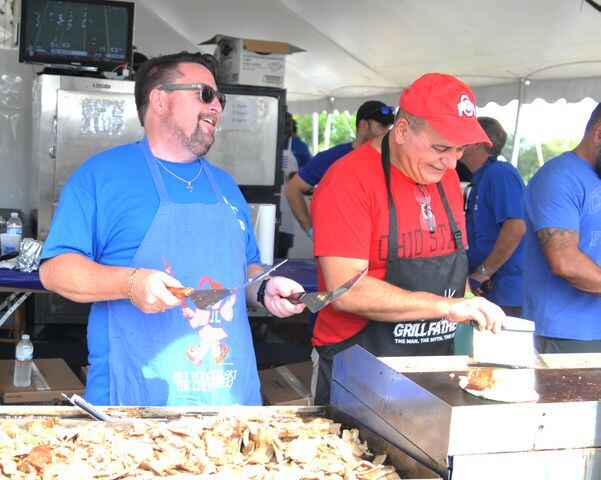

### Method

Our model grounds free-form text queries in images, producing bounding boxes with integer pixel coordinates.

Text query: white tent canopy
[135,0,601,113]
[1,0,599,112]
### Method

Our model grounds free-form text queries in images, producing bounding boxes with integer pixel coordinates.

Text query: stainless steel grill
[331,346,601,480]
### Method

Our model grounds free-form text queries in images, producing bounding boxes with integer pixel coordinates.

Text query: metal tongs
[61,393,114,422]
[168,259,288,310]
[286,268,368,313]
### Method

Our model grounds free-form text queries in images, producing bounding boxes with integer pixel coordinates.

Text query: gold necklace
[157,159,203,192]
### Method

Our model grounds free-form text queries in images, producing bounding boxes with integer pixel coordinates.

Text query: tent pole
[312,112,319,154]
[323,96,335,151]
[324,112,332,151]
[535,142,545,167]
[510,79,528,167]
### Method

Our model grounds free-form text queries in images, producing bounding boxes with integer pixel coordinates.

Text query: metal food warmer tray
[0,405,441,480]
[331,345,601,480]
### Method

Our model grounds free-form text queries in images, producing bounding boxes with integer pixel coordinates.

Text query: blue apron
[105,138,261,406]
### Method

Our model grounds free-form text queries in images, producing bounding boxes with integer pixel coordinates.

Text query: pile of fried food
[464,368,497,391]
[0,414,401,479]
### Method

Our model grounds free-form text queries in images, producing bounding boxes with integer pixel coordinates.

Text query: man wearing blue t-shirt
[524,103,601,353]
[285,100,394,237]
[461,117,526,316]
[39,51,306,406]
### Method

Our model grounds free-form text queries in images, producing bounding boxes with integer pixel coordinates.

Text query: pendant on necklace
[186,183,193,192]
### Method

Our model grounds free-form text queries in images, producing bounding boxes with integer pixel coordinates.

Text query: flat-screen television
[19,0,134,73]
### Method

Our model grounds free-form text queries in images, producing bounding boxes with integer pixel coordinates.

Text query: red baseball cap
[399,73,492,147]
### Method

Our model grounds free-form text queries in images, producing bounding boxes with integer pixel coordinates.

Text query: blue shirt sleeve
[485,163,526,224]
[299,143,352,186]
[41,175,98,262]
[525,165,582,232]
[291,137,312,169]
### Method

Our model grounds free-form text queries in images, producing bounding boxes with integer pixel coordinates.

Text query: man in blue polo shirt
[461,117,526,316]
[524,102,601,353]
[285,100,394,237]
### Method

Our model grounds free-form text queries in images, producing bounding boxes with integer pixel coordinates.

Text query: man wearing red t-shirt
[310,73,507,405]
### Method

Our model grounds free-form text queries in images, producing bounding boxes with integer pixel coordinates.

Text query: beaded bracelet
[128,267,141,305]
[256,278,270,307]
[464,292,475,298]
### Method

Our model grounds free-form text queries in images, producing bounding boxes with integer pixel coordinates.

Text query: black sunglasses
[377,105,395,115]
[414,184,436,233]
[158,83,227,110]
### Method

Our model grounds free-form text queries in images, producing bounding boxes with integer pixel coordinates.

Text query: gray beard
[166,113,214,157]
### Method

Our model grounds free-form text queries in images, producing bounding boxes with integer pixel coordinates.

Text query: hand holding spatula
[285,268,368,313]
[167,260,288,310]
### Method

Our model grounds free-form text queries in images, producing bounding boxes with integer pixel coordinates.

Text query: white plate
[459,376,540,403]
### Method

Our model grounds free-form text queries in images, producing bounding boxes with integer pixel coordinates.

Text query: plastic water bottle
[13,334,34,387]
[6,212,22,236]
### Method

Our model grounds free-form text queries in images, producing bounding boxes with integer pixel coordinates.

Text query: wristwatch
[476,264,490,276]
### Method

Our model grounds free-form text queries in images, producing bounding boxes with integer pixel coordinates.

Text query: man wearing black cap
[285,100,394,238]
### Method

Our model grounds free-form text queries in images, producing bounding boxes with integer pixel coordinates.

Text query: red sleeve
[311,160,372,260]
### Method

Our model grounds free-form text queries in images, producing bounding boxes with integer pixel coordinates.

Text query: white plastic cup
[0,233,21,255]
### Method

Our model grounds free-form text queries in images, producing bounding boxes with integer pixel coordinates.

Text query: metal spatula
[61,393,114,422]
[167,259,288,310]
[285,268,368,313]
[470,317,548,369]
[469,316,536,333]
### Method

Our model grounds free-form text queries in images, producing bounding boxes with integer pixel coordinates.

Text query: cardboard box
[259,361,313,406]
[201,34,304,88]
[0,358,84,404]
[80,365,89,384]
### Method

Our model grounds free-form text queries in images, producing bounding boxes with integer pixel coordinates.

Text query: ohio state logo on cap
[457,93,476,118]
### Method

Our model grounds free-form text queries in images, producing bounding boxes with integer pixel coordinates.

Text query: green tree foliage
[503,134,578,182]
[295,114,578,182]
[294,112,356,155]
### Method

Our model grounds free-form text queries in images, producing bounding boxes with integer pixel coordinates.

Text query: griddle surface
[403,369,601,405]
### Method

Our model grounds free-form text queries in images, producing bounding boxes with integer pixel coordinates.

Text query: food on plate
[459,367,540,403]
[0,414,401,479]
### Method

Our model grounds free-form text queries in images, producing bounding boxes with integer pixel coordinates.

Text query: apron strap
[437,182,465,251]
[140,138,170,202]
[203,160,226,202]
[380,132,400,260]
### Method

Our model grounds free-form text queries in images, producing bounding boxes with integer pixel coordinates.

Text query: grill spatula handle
[167,286,195,298]
[285,291,307,304]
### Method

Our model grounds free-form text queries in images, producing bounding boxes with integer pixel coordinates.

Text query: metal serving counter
[331,346,601,480]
